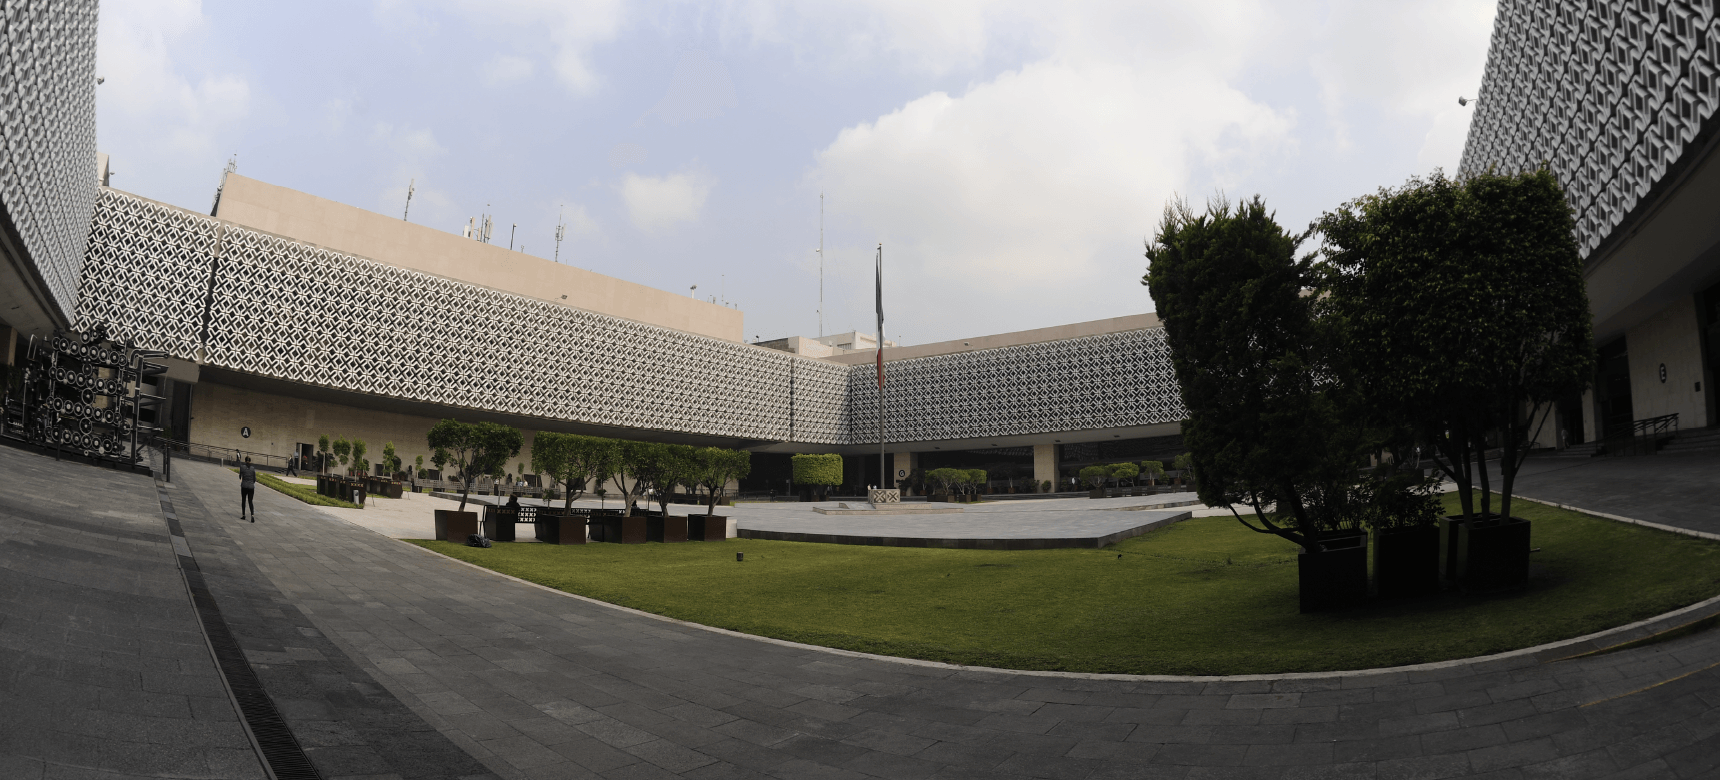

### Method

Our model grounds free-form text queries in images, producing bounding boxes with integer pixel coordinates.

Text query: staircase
[1659,427,1720,455]
[1548,441,1600,458]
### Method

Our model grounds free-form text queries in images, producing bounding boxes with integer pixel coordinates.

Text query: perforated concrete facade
[75,189,1183,447]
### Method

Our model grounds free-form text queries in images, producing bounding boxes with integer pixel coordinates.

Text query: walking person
[239,456,257,522]
[286,453,299,478]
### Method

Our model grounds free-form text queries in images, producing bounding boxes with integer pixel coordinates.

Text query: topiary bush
[791,454,843,487]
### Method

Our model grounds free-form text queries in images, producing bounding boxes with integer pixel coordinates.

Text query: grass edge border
[329,493,1720,682]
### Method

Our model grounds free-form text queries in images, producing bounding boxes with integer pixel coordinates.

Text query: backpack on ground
[466,534,491,548]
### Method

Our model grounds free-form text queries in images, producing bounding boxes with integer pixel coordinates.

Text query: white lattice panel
[845,329,1188,444]
[75,189,1183,445]
[1460,0,1720,258]
[1,0,100,321]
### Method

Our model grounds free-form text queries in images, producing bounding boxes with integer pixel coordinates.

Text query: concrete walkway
[0,445,266,779]
[148,455,1720,779]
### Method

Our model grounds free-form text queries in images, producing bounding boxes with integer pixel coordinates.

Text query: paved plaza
[3,447,1720,778]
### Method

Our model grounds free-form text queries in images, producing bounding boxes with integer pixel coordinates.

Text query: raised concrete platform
[738,499,1195,549]
[810,503,965,515]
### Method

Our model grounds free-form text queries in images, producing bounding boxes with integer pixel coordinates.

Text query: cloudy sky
[97,0,1497,346]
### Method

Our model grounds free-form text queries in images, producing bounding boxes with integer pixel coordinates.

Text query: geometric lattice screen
[848,329,1187,445]
[0,0,100,321]
[1460,0,1720,259]
[76,189,1185,446]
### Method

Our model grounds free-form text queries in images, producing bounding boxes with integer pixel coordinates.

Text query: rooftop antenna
[403,178,415,221]
[509,223,517,251]
[817,193,824,337]
[210,153,237,216]
[689,284,697,298]
[554,206,567,263]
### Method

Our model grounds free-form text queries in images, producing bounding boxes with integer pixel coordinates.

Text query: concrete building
[9,0,1720,499]
[1460,0,1720,449]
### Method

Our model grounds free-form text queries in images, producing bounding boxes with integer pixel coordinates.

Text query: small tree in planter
[332,437,351,476]
[1110,462,1140,488]
[413,455,424,491]
[427,419,523,512]
[790,453,843,501]
[693,447,750,515]
[1078,465,1109,491]
[431,448,449,482]
[317,434,330,474]
[1359,469,1444,598]
[924,468,962,500]
[1139,461,1164,487]
[350,439,368,478]
[532,432,581,510]
[1172,452,1194,486]
[382,442,400,480]
[644,443,699,517]
[1040,480,1052,494]
[966,469,988,501]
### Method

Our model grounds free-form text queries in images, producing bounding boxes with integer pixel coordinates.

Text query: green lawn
[410,495,1720,675]
[245,471,360,509]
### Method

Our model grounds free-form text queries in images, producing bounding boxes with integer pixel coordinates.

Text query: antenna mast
[818,193,824,337]
[403,178,415,221]
[554,206,566,263]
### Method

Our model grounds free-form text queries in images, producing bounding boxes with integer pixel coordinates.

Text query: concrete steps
[1660,427,1720,454]
[1548,441,1601,458]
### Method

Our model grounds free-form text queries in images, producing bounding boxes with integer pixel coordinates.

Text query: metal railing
[156,437,296,472]
[1603,412,1679,457]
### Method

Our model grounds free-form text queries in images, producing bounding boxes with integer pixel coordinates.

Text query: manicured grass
[409,495,1720,675]
[245,471,360,509]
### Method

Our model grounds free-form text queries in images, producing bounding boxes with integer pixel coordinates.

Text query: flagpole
[876,243,886,490]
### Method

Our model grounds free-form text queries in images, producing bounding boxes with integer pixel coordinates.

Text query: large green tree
[1317,168,1592,521]
[1144,196,1366,551]
[427,419,523,511]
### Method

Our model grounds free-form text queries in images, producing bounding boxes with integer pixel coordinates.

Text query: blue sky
[97,0,1496,345]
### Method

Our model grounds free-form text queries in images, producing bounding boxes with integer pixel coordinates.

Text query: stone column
[1033,443,1057,492]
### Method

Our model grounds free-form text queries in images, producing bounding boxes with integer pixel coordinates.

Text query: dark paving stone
[11,447,1720,778]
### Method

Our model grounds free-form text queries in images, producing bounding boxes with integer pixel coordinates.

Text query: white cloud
[809,57,1292,328]
[482,54,535,85]
[640,50,737,125]
[97,0,250,165]
[620,169,715,231]
[453,0,624,94]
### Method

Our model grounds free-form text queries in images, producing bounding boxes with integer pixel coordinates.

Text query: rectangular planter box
[591,515,648,544]
[483,509,518,542]
[434,510,478,542]
[1372,524,1441,598]
[1298,532,1368,613]
[688,515,728,541]
[1089,488,1107,499]
[1456,516,1531,592]
[647,516,688,543]
[536,513,588,545]
[1439,515,1467,585]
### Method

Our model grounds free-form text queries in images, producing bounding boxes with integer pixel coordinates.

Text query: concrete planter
[1089,488,1107,499]
[1456,516,1532,592]
[688,514,728,541]
[1372,524,1441,598]
[1298,531,1368,613]
[434,510,478,542]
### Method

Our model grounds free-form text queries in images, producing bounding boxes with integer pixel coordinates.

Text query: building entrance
[1596,337,1633,440]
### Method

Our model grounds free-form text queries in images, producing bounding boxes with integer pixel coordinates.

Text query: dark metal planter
[482,507,519,542]
[1456,516,1532,592]
[1372,524,1441,598]
[434,510,478,542]
[591,515,647,544]
[536,512,588,545]
[688,515,728,541]
[1298,531,1368,613]
[1438,515,1467,585]
[647,515,688,543]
